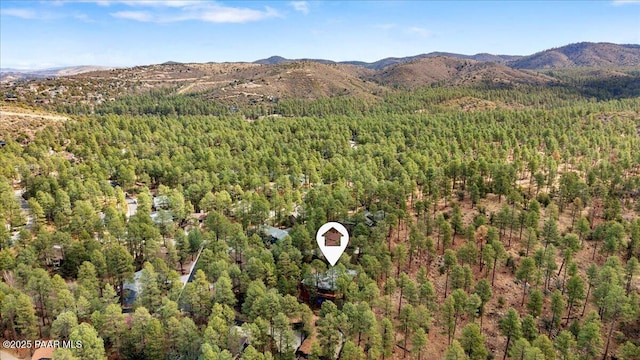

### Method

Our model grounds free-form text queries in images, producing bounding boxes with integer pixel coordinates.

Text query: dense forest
[1,82,639,360]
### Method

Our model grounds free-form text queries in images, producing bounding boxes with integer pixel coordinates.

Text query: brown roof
[297,332,317,355]
[32,346,55,360]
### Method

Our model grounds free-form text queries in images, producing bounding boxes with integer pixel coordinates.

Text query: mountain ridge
[2,42,638,107]
[253,52,523,69]
[2,42,638,83]
[251,42,640,70]
[509,42,640,69]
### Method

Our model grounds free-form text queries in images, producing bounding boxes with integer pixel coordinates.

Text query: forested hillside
[1,82,639,360]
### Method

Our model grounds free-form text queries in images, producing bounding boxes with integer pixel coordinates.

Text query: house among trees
[152,195,169,210]
[188,211,207,224]
[150,209,173,225]
[300,268,357,305]
[262,226,291,244]
[363,210,385,227]
[51,244,64,268]
[121,270,143,311]
[229,325,250,356]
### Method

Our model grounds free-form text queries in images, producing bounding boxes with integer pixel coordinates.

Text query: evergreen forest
[1,81,640,360]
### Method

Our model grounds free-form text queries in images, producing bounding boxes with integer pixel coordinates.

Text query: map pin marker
[316,222,349,266]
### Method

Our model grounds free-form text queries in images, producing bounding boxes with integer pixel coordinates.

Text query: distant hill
[6,42,639,86]
[254,43,640,71]
[253,56,290,65]
[255,52,522,70]
[63,58,552,103]
[471,53,523,63]
[369,57,555,89]
[0,66,112,83]
[509,42,640,69]
[3,42,638,107]
[63,61,383,104]
[253,56,337,66]
[348,52,522,69]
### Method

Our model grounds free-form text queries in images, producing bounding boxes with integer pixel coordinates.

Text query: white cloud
[612,0,640,4]
[2,7,93,21]
[110,3,280,23]
[290,1,309,14]
[407,26,431,38]
[111,10,153,21]
[5,1,280,24]
[115,1,202,7]
[76,0,199,6]
[197,6,280,23]
[1,8,38,19]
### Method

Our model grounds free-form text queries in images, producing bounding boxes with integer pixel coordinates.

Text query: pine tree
[381,317,395,359]
[105,244,134,307]
[138,262,162,313]
[565,275,585,325]
[398,304,416,357]
[443,249,457,297]
[68,323,107,360]
[577,312,603,360]
[521,315,537,342]
[214,271,237,308]
[517,257,536,306]
[532,335,554,360]
[490,241,506,286]
[527,289,543,318]
[14,293,38,340]
[554,330,577,360]
[472,279,492,331]
[51,311,78,341]
[444,340,468,360]
[509,338,531,360]
[601,281,631,360]
[550,290,565,336]
[459,323,488,360]
[499,308,522,360]
[412,327,428,360]
[443,297,456,345]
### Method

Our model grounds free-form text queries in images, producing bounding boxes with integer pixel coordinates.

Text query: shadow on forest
[556,73,640,101]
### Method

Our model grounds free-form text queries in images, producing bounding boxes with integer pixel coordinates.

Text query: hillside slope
[255,52,523,70]
[369,57,555,89]
[0,66,111,83]
[509,42,640,69]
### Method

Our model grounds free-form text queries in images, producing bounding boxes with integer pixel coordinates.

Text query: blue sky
[1,1,639,69]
